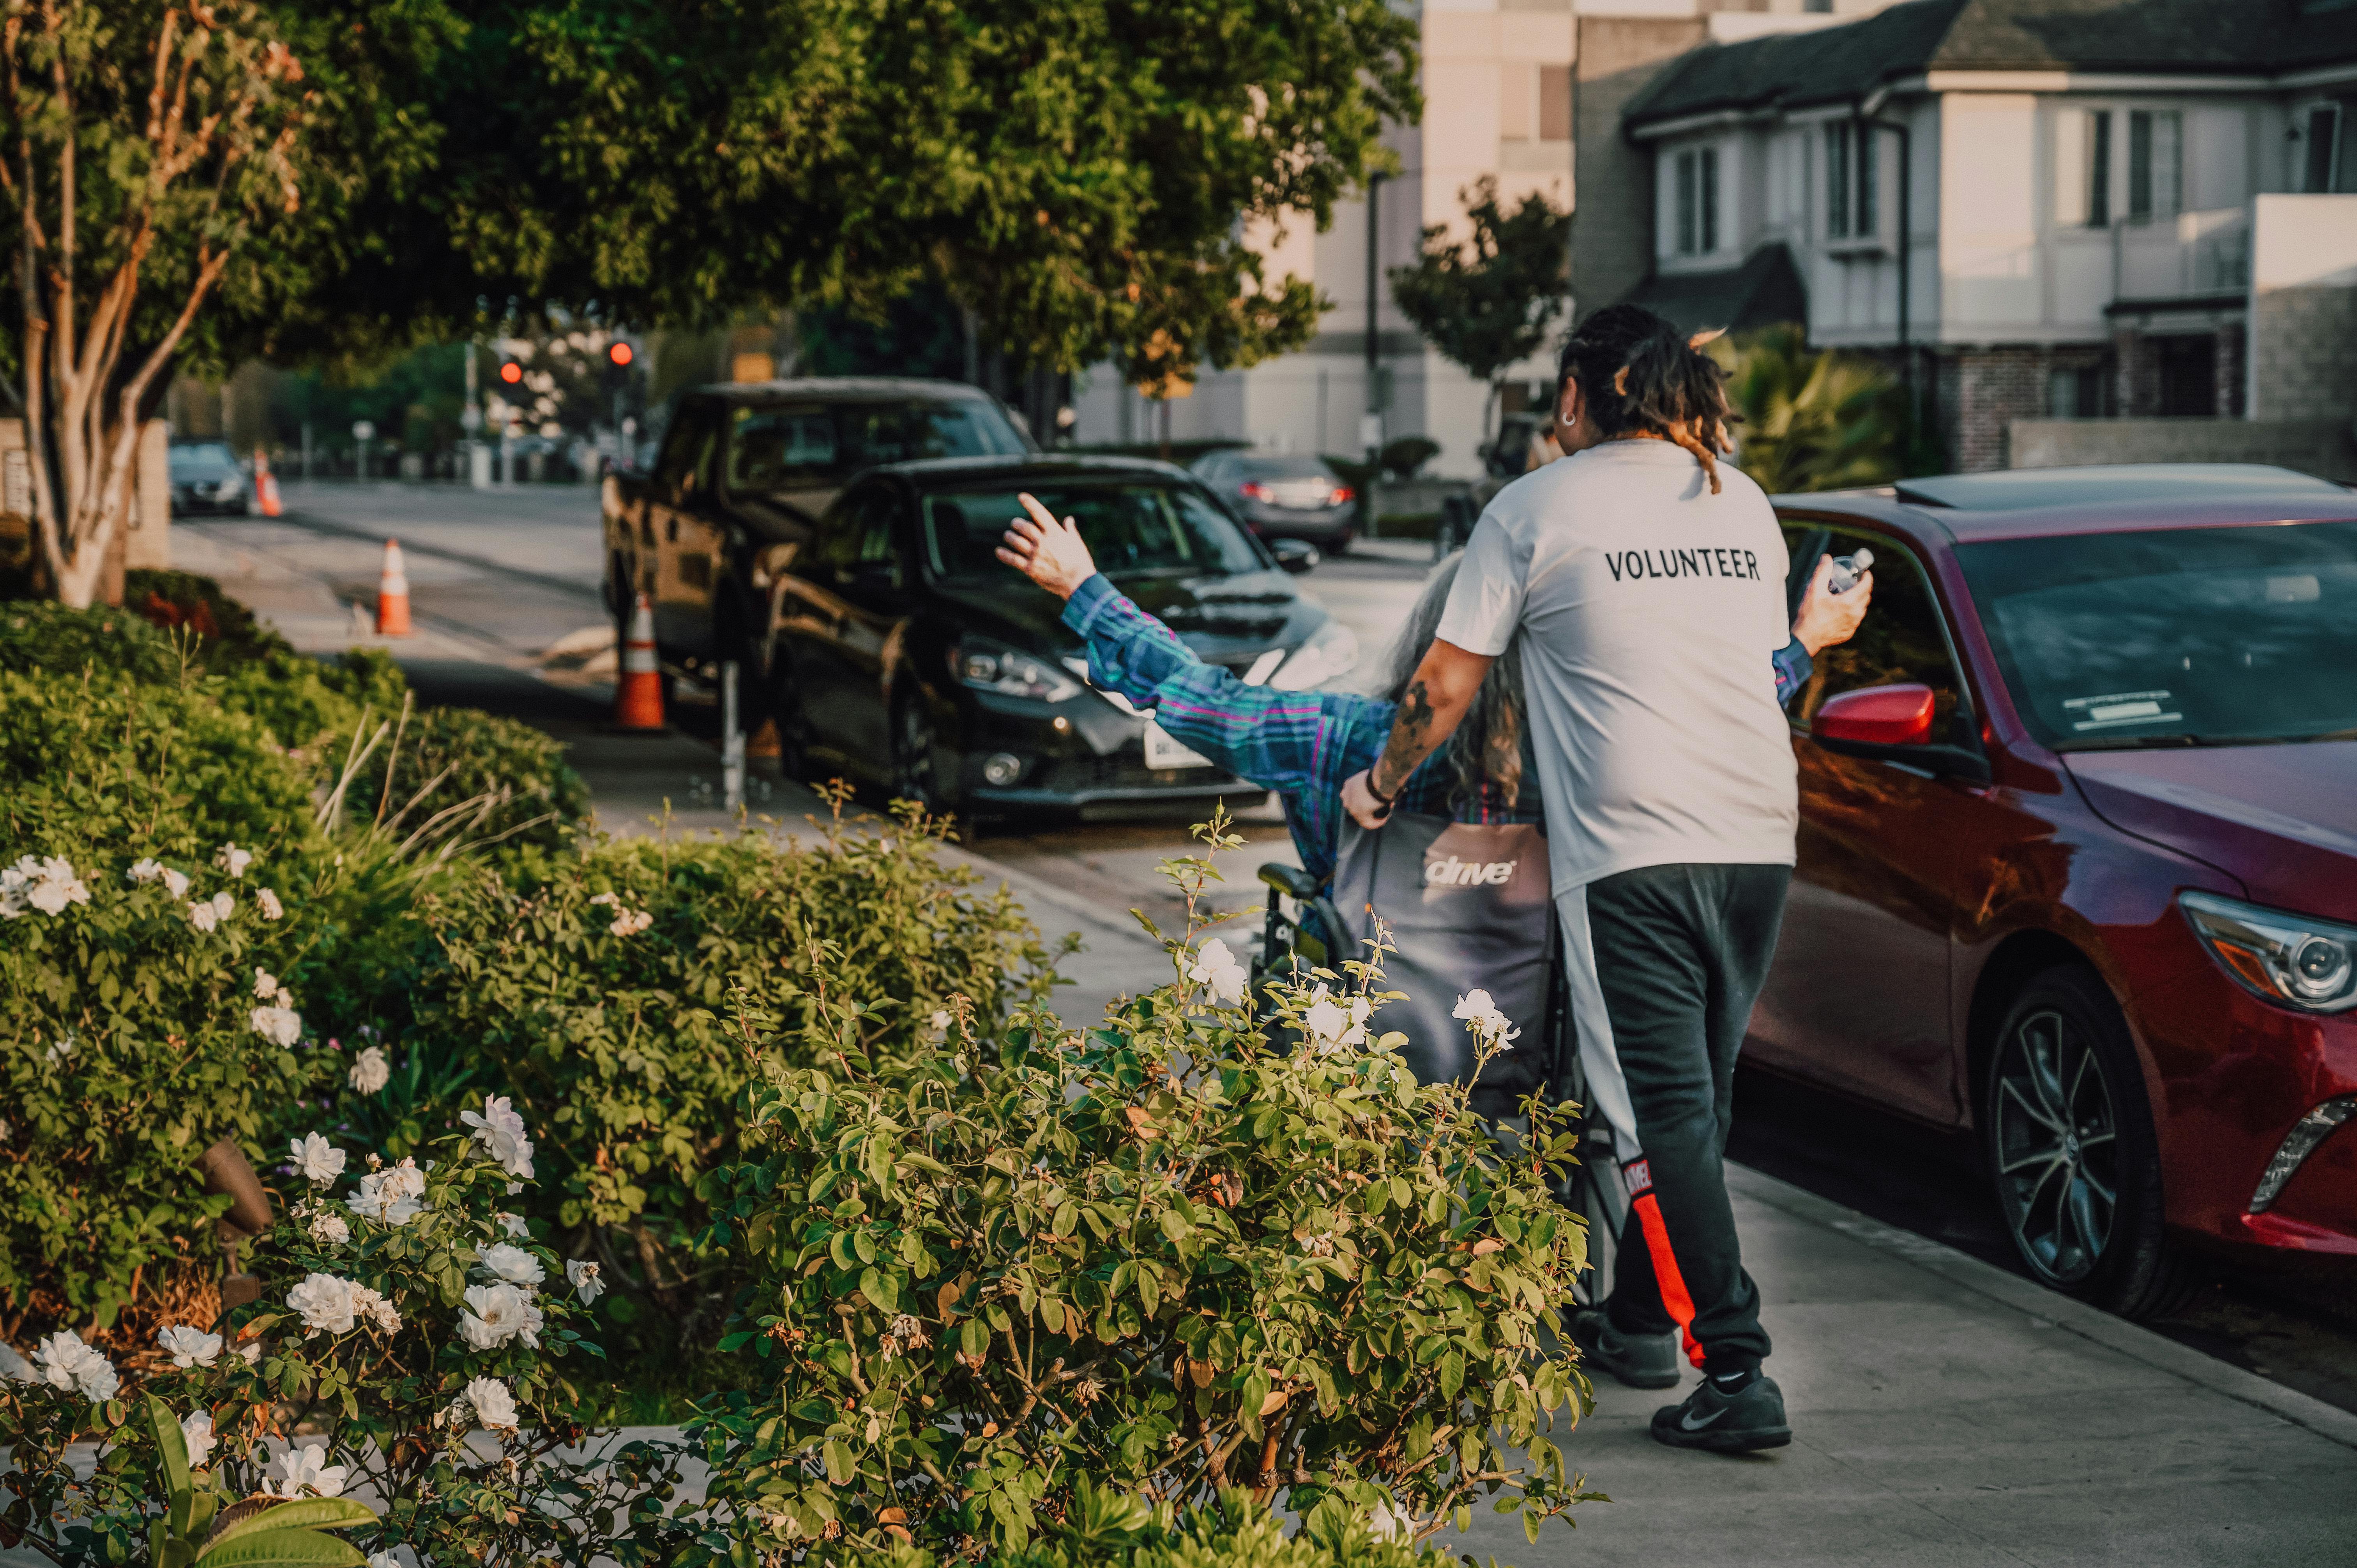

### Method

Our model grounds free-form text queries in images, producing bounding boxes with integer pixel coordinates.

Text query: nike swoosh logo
[1680,1405,1730,1432]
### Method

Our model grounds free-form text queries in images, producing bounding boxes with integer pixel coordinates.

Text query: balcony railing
[2117,206,2249,300]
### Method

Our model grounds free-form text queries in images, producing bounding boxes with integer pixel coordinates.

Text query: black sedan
[1189,451,1358,552]
[758,456,1354,816]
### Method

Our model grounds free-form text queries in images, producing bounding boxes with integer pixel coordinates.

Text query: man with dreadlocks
[1344,303,1863,1453]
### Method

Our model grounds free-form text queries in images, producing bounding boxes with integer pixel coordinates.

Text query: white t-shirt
[1434,439,1797,891]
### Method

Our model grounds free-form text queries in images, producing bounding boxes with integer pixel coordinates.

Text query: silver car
[1191,452,1357,553]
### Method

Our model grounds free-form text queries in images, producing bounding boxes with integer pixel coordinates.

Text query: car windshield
[170,444,239,478]
[725,400,1026,491]
[921,484,1267,584]
[1957,521,2357,749]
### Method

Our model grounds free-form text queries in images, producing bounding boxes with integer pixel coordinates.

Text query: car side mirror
[1270,539,1320,574]
[1812,683,1935,747]
[1808,682,1993,784]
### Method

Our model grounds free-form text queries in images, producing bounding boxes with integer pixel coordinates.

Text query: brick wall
[2251,285,2357,420]
[1946,347,2050,472]
[1571,16,1706,323]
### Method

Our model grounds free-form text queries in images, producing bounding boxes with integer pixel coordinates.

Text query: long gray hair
[1382,551,1529,811]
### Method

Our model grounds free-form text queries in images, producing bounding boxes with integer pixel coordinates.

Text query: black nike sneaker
[1564,1307,1682,1390]
[1650,1372,1790,1452]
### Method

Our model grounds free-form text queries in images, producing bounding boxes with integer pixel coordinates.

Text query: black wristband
[1366,768,1399,810]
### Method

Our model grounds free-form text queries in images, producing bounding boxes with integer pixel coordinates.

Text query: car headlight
[2180,891,2357,1014]
[215,480,242,497]
[1265,616,1359,691]
[952,636,1081,703]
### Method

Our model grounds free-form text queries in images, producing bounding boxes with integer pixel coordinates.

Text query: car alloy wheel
[891,693,945,813]
[1991,1004,2119,1287]
[1982,966,2195,1318]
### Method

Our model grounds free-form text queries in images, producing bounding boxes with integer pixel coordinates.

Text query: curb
[1728,1161,2357,1452]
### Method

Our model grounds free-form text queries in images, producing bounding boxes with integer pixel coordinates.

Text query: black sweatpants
[1557,862,1791,1377]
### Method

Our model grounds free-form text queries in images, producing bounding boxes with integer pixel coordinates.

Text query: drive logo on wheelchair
[1424,853,1519,887]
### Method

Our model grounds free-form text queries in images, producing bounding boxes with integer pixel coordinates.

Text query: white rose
[350,1284,403,1334]
[187,899,219,933]
[180,1409,216,1468]
[31,1331,117,1400]
[477,1243,545,1288]
[1186,938,1250,1006]
[305,1206,351,1247]
[127,858,163,885]
[163,867,191,899]
[286,1273,359,1335]
[458,1283,534,1349]
[155,1325,223,1368]
[253,968,280,1001]
[565,1258,604,1305]
[462,1375,519,1432]
[216,844,254,879]
[257,887,284,920]
[347,1045,390,1095]
[1301,984,1370,1052]
[497,1213,529,1238]
[288,1132,345,1186]
[263,1440,348,1499]
[459,1095,534,1180]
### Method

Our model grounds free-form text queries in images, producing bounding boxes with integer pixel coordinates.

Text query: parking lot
[174,478,2357,1427]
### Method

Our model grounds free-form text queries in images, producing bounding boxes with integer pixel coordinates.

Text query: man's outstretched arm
[1340,639,1495,828]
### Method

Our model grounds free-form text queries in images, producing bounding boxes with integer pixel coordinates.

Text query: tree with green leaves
[1388,177,1569,440]
[1709,324,1904,494]
[0,0,454,608]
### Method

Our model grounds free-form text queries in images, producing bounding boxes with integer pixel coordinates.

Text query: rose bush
[682,819,1601,1558]
[400,790,1071,1378]
[0,1110,698,1567]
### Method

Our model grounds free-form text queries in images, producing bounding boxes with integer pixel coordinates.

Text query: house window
[1826,122,1850,237]
[2157,336,2217,417]
[2128,110,2182,222]
[1826,122,1873,241]
[2048,366,2113,420]
[2087,109,2112,226]
[1674,146,1718,255]
[1540,65,1571,142]
[2299,102,2343,192]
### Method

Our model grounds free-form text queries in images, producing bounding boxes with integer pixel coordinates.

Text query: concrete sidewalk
[1453,1164,2357,1567]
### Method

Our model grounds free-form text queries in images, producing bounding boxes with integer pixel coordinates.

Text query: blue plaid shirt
[1062,573,1812,886]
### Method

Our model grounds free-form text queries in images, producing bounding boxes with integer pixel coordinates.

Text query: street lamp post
[463,339,487,488]
[1361,171,1387,540]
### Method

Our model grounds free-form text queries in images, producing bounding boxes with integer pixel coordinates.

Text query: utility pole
[461,339,486,487]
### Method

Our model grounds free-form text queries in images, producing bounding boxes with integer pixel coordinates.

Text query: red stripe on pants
[1633,1190,1705,1370]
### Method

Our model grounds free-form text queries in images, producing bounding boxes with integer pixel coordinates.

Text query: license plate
[1144,718,1212,770]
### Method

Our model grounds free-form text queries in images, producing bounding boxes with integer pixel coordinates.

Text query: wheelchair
[1249,860,1628,1305]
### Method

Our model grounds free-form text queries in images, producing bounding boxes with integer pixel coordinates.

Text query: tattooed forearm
[1373,680,1440,797]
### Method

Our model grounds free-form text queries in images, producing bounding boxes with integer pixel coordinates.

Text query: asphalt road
[177,478,2357,1418]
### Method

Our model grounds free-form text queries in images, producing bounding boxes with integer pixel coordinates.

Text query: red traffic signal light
[498,361,522,385]
[608,342,634,367]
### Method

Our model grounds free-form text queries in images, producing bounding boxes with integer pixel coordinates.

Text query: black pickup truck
[600,378,1034,678]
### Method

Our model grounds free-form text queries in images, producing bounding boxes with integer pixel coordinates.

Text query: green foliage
[1709,325,1906,494]
[681,819,1599,1559]
[1389,178,1570,435]
[878,1489,1445,1568]
[123,572,297,669]
[332,703,591,855]
[403,794,1067,1351]
[0,818,334,1326]
[0,1122,699,1566]
[1377,437,1441,481]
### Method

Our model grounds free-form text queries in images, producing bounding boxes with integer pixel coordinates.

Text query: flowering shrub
[0,1113,695,1566]
[402,793,1069,1373]
[0,835,336,1331]
[684,819,1601,1558]
[330,705,590,856]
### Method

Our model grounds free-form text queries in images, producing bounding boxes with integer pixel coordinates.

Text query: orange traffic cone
[254,447,282,517]
[375,539,412,636]
[610,593,665,731]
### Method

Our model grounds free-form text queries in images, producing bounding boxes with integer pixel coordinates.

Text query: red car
[1752,464,2357,1318]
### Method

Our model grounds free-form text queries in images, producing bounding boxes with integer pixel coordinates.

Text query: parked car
[757,454,1346,816]
[168,441,251,516]
[1190,451,1358,553]
[601,378,1035,678]
[1751,463,2357,1316]
[1430,411,1551,558]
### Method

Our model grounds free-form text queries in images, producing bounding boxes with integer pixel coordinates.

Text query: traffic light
[608,341,634,368]
[498,360,523,386]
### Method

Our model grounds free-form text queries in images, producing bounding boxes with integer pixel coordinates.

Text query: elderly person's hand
[1791,551,1872,656]
[995,492,1098,600]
